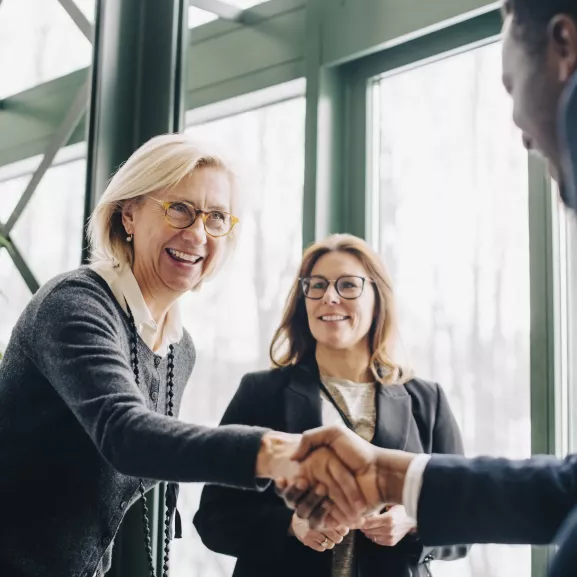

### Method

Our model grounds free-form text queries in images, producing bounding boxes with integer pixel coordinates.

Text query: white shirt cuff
[402,454,431,522]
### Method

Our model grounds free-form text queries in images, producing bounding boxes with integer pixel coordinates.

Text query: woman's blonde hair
[88,133,239,268]
[270,234,411,385]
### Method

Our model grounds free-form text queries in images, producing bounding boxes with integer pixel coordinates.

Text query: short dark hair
[503,0,577,52]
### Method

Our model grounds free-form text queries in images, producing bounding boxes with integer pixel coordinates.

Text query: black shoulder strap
[318,380,356,430]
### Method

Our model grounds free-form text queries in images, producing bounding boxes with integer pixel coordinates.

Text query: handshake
[256,424,417,529]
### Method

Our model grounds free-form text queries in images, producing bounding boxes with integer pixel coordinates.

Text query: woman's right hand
[290,513,349,552]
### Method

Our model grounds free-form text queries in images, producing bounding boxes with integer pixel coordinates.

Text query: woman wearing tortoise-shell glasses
[0,135,366,577]
[145,195,239,238]
[195,233,467,577]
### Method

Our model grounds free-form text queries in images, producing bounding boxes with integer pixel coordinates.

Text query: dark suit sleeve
[418,450,577,545]
[549,505,577,577]
[194,373,295,560]
[411,384,469,563]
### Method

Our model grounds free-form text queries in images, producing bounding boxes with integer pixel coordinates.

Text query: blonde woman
[195,234,468,577]
[0,136,365,577]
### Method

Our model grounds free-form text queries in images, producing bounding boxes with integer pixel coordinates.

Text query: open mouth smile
[166,248,204,265]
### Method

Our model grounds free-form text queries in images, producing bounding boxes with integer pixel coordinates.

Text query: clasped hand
[360,505,416,546]
[290,513,349,552]
[290,505,414,552]
[264,425,416,530]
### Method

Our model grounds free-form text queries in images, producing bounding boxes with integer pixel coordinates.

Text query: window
[369,42,530,577]
[10,153,87,285]
[556,198,577,454]
[0,0,94,97]
[169,96,305,577]
[0,144,86,344]
[0,251,32,348]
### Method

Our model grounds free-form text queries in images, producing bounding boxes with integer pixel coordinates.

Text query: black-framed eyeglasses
[300,275,372,300]
[146,196,239,238]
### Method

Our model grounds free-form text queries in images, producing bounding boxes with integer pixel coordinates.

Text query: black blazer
[194,361,468,577]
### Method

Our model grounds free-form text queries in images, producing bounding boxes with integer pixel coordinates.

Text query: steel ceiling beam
[189,0,244,22]
[0,224,40,294]
[4,82,89,235]
[56,0,95,43]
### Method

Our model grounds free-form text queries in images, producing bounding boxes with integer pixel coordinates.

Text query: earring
[126,234,133,243]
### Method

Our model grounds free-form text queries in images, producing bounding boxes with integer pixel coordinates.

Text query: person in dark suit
[194,234,467,577]
[279,2,577,576]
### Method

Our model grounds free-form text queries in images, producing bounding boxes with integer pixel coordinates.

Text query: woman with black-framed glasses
[195,233,468,577]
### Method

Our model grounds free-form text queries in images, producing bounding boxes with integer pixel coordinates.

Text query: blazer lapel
[371,383,412,450]
[284,363,324,434]
[283,361,413,451]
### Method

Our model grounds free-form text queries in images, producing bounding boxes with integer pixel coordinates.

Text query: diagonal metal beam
[56,0,94,43]
[5,82,89,235]
[189,0,244,22]
[0,224,40,294]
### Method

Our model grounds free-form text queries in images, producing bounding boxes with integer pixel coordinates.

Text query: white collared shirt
[90,261,183,357]
[402,454,430,521]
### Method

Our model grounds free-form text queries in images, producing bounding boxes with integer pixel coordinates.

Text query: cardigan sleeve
[26,277,268,489]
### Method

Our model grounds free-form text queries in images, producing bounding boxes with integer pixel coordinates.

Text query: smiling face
[501,15,564,180]
[305,251,376,353]
[122,166,232,296]
[501,10,577,197]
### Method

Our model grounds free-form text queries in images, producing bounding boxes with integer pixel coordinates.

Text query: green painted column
[82,1,187,575]
[82,0,187,263]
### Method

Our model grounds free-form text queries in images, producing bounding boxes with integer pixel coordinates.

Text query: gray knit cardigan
[0,267,268,577]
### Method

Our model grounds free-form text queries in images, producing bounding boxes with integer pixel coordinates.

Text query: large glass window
[0,0,94,97]
[0,250,32,349]
[370,41,530,577]
[0,143,87,346]
[170,96,306,577]
[10,153,87,285]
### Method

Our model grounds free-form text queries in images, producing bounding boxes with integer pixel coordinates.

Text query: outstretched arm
[281,422,577,546]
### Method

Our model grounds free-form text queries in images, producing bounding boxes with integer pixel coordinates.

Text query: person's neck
[132,264,176,326]
[315,343,373,383]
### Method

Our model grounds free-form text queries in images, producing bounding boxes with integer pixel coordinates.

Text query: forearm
[106,417,304,490]
[377,451,577,546]
[375,447,415,506]
[418,454,577,546]
[101,407,268,488]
